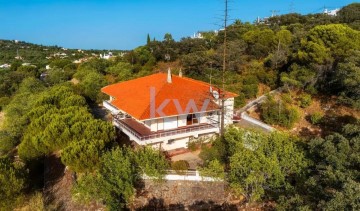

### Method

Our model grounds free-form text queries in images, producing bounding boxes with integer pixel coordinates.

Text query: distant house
[0,64,11,69]
[101,70,237,151]
[100,52,113,60]
[323,8,340,16]
[192,32,204,39]
[73,58,89,64]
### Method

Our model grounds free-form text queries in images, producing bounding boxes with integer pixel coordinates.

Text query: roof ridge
[172,74,230,93]
[138,75,168,119]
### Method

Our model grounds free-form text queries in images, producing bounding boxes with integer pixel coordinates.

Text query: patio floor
[170,150,203,169]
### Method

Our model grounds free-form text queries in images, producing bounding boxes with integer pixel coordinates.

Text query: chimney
[167,68,172,83]
[179,68,183,77]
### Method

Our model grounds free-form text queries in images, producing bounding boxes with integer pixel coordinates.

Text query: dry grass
[247,92,360,138]
[15,192,45,211]
[154,60,181,73]
[0,111,4,129]
[70,78,79,85]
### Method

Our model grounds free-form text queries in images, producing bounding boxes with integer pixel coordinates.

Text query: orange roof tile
[101,73,238,120]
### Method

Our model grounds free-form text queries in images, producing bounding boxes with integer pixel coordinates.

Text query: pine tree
[146,33,151,45]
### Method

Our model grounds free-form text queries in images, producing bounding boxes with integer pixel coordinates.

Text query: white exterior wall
[150,119,157,132]
[162,137,189,151]
[157,118,164,130]
[144,120,151,129]
[164,117,178,130]
[212,97,235,126]
[199,113,207,123]
[224,98,234,125]
[178,115,187,127]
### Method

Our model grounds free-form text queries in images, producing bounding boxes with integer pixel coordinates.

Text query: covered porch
[113,117,219,143]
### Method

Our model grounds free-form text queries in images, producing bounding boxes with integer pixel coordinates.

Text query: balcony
[103,100,119,114]
[113,117,219,143]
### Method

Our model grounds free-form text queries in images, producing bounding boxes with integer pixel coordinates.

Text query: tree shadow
[298,127,321,138]
[43,154,66,209]
[318,114,357,136]
[88,102,109,120]
[44,154,65,188]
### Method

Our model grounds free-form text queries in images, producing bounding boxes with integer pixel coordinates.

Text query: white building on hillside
[101,70,237,151]
[324,8,340,16]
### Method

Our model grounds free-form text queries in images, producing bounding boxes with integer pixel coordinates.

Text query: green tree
[45,67,72,85]
[17,85,115,161]
[0,78,45,154]
[0,157,27,210]
[49,58,72,69]
[228,128,306,201]
[260,95,300,128]
[199,159,225,180]
[73,147,138,209]
[73,147,168,209]
[336,50,360,108]
[61,139,107,173]
[298,24,360,65]
[280,64,316,92]
[134,147,169,179]
[146,33,151,45]
[163,33,174,42]
[243,29,275,58]
[77,72,107,102]
[266,29,292,69]
[279,121,360,210]
[338,3,360,23]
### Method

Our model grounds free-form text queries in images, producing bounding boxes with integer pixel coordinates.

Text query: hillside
[0,2,359,210]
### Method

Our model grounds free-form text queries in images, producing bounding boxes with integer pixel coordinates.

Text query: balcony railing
[114,119,218,141]
[103,101,119,113]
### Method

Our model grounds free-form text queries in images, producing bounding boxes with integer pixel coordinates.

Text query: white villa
[101,70,237,151]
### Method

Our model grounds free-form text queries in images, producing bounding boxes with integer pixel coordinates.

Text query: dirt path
[44,154,105,211]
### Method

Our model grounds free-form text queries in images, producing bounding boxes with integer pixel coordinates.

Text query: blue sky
[0,0,355,50]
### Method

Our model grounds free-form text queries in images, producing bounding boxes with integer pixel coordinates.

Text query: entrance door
[186,114,193,126]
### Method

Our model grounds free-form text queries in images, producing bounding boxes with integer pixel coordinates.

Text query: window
[187,113,199,125]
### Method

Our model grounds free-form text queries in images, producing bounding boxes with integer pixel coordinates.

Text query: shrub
[0,97,10,111]
[299,94,312,108]
[0,157,27,209]
[187,138,206,151]
[261,97,301,128]
[234,93,246,107]
[199,159,225,180]
[309,112,323,124]
[187,141,197,151]
[171,160,189,175]
[282,93,293,104]
[242,84,258,99]
[286,106,301,128]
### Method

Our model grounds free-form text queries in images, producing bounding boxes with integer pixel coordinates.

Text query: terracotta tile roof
[101,73,238,120]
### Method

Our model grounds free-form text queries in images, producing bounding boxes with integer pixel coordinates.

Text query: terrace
[113,117,219,143]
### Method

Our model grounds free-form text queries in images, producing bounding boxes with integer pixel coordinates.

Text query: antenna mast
[289,0,295,13]
[220,0,228,137]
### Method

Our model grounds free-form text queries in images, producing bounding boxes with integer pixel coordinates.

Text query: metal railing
[103,101,119,113]
[115,119,219,141]
[166,169,197,176]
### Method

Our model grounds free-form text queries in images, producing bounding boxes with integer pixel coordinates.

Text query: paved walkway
[171,151,203,169]
[236,88,281,115]
[235,88,281,133]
